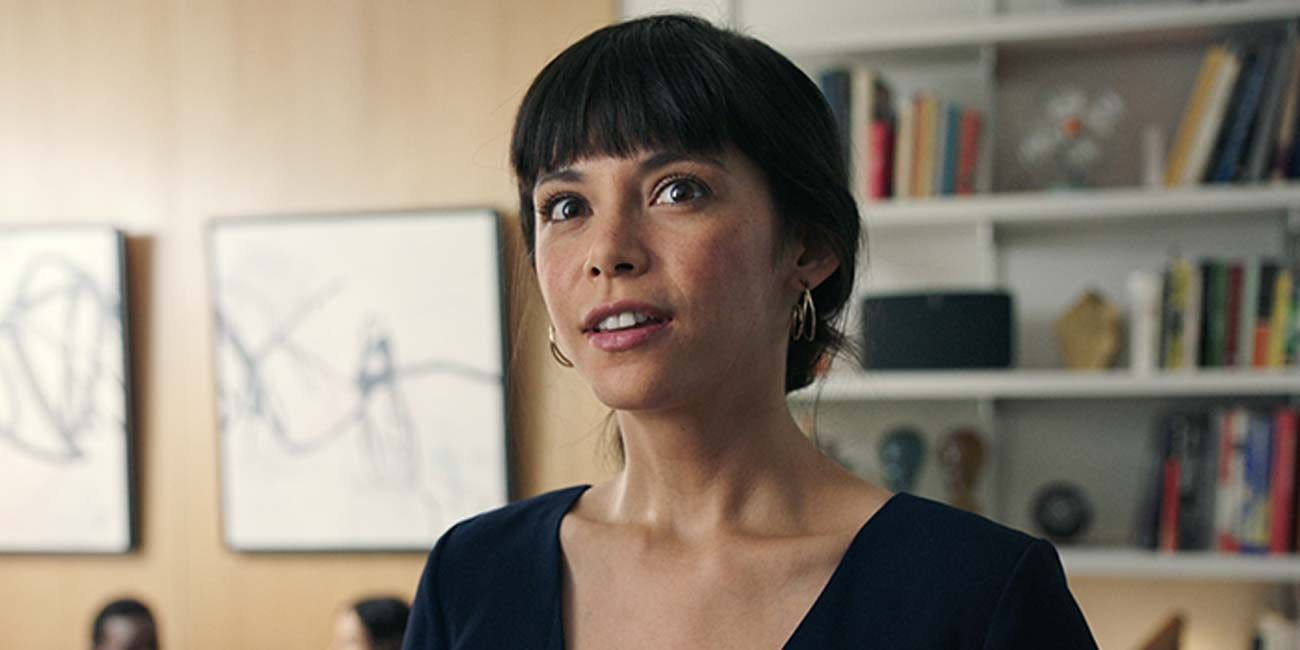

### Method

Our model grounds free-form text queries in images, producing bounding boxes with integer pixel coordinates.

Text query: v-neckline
[547,485,905,649]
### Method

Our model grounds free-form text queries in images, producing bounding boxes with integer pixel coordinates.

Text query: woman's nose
[584,211,648,279]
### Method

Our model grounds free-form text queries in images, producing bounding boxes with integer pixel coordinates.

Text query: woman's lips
[585,319,671,352]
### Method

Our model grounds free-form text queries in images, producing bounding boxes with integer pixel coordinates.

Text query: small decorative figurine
[937,427,986,513]
[877,425,927,493]
[1054,289,1121,370]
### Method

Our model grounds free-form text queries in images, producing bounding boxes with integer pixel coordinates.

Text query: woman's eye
[542,195,586,222]
[653,177,708,205]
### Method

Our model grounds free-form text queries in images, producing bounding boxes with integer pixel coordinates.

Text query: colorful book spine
[893,100,914,200]
[940,102,960,195]
[956,107,982,195]
[930,98,949,197]
[1245,35,1296,181]
[1240,409,1274,553]
[1208,44,1273,183]
[1167,46,1225,187]
[1184,260,1204,370]
[1184,45,1243,185]
[1224,262,1243,367]
[818,68,853,174]
[1215,407,1244,552]
[1267,267,1292,367]
[1201,261,1225,367]
[1238,261,1261,369]
[867,119,894,201]
[913,94,935,198]
[1268,407,1296,554]
[1254,262,1279,367]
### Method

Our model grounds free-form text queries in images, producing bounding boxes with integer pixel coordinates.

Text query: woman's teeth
[595,311,655,332]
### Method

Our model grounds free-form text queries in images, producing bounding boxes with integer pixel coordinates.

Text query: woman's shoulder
[865,491,1045,583]
[434,484,590,560]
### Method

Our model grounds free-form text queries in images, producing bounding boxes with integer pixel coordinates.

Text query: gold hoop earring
[548,324,574,368]
[791,286,816,342]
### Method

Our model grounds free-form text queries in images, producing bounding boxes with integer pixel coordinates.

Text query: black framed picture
[0,226,135,553]
[208,208,509,551]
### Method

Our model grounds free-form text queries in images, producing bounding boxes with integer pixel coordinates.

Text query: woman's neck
[601,385,844,543]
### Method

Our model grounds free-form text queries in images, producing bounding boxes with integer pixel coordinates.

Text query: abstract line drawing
[0,228,133,553]
[209,210,508,551]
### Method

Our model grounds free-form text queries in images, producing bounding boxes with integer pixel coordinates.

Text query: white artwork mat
[209,210,508,550]
[0,228,132,552]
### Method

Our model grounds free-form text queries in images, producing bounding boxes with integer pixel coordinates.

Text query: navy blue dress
[402,485,1098,649]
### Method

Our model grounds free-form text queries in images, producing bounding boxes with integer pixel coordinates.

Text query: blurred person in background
[91,597,158,650]
[330,596,411,650]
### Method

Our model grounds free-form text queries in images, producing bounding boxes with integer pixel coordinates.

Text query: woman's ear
[787,231,840,292]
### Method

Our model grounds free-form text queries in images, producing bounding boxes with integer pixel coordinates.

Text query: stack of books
[1157,257,1297,370]
[1135,406,1297,555]
[1165,25,1300,187]
[817,66,984,203]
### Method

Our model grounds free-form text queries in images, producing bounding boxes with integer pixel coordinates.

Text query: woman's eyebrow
[533,151,726,193]
[638,151,726,175]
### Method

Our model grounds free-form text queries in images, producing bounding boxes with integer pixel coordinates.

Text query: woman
[403,14,1097,649]
[330,596,410,650]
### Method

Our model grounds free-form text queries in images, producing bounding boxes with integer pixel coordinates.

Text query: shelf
[777,0,1300,57]
[1060,548,1300,581]
[791,368,1300,401]
[861,183,1300,229]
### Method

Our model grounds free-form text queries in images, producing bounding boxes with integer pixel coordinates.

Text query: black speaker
[860,291,1014,370]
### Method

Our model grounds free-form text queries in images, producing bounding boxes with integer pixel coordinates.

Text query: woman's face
[533,147,813,411]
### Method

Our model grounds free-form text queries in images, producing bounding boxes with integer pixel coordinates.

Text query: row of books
[1135,406,1297,554]
[1165,24,1300,187]
[816,66,984,203]
[1158,257,1297,370]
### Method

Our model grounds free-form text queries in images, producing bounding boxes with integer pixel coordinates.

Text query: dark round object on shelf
[1031,481,1093,543]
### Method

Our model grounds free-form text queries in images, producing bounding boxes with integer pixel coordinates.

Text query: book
[850,65,892,202]
[867,119,895,201]
[1244,33,1297,182]
[931,98,951,196]
[1200,260,1226,367]
[1207,43,1273,183]
[1183,44,1243,186]
[1254,261,1279,367]
[1176,412,1218,551]
[1272,43,1300,180]
[1267,267,1293,367]
[940,102,960,195]
[1224,262,1243,367]
[1183,259,1204,370]
[1268,407,1296,554]
[818,68,853,174]
[914,93,937,197]
[1161,259,1188,370]
[1215,407,1245,552]
[1167,46,1226,187]
[956,107,982,195]
[1238,260,1261,369]
[1288,266,1299,365]
[1239,408,1275,553]
[893,100,914,200]
[1138,416,1175,549]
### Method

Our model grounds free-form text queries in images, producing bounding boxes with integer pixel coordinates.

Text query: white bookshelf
[1060,549,1300,581]
[793,368,1300,401]
[863,182,1300,228]
[771,0,1300,56]
[758,0,1300,581]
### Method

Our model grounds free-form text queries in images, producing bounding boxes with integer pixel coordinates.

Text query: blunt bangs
[511,17,738,212]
